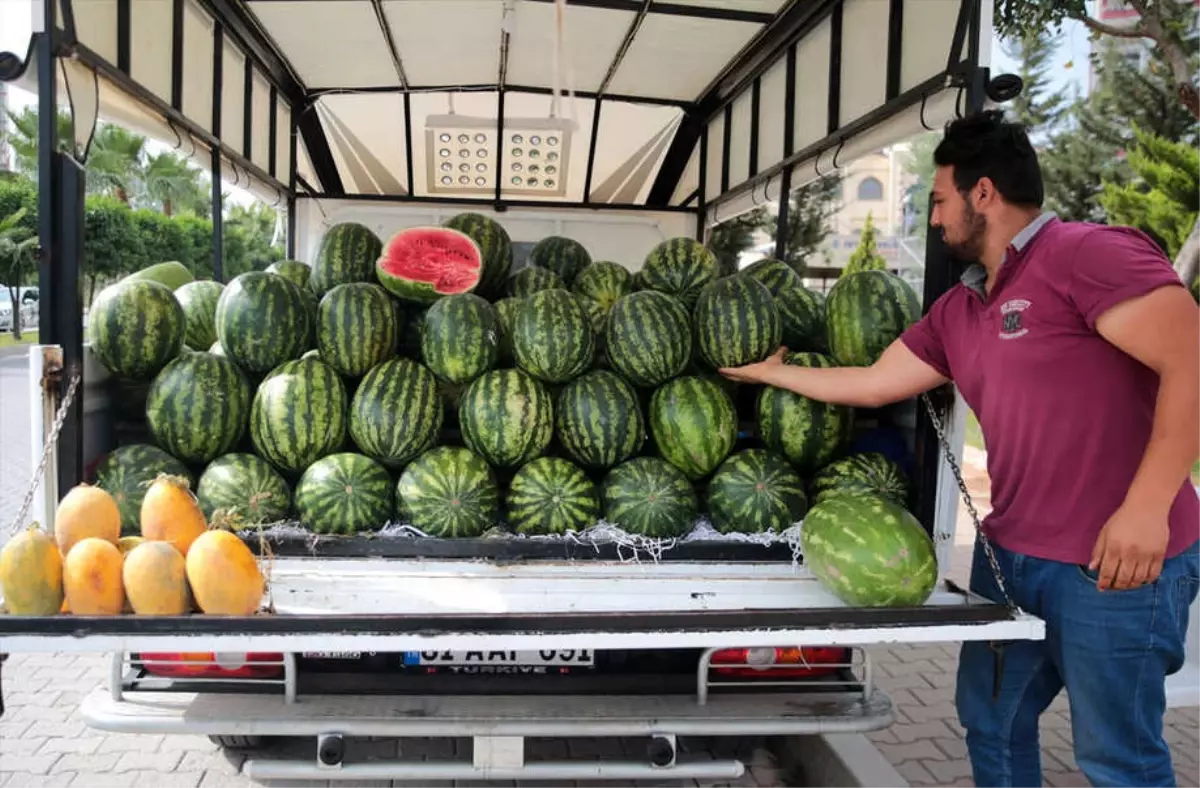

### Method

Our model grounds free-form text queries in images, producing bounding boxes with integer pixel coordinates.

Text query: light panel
[425,114,573,197]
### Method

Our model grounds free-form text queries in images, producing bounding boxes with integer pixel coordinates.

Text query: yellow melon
[140,476,207,557]
[122,541,192,616]
[63,537,125,616]
[185,530,264,615]
[0,528,64,615]
[55,484,121,555]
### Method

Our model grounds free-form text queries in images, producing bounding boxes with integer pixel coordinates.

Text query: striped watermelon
[250,357,348,475]
[529,236,592,285]
[421,293,499,385]
[92,444,191,535]
[295,452,394,534]
[756,352,854,476]
[801,494,937,607]
[267,260,312,290]
[316,283,399,378]
[443,212,512,299]
[508,266,564,298]
[311,222,383,297]
[196,453,292,524]
[396,446,500,537]
[506,457,600,535]
[513,289,595,383]
[494,297,523,364]
[825,270,921,366]
[87,280,185,381]
[458,369,553,468]
[809,452,912,509]
[602,457,698,538]
[555,370,644,470]
[706,449,808,534]
[145,352,252,465]
[605,291,691,387]
[649,376,737,480]
[377,226,483,304]
[174,281,224,351]
[694,276,782,369]
[215,271,312,375]
[639,237,719,308]
[741,258,826,351]
[348,357,443,469]
[573,261,634,310]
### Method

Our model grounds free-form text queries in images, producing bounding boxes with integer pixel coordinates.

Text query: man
[722,110,1199,787]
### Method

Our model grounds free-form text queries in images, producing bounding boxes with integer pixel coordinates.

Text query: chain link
[920,391,1020,614]
[7,371,82,539]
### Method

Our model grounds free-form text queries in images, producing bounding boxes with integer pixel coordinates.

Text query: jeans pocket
[1075,563,1157,594]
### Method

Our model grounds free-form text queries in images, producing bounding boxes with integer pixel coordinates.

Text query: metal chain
[7,372,82,538]
[920,392,1021,614]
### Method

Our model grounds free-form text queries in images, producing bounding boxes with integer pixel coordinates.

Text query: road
[0,348,34,539]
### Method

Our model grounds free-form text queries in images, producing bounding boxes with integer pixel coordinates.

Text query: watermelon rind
[602,457,698,538]
[528,236,592,286]
[250,357,348,475]
[267,259,313,290]
[295,452,394,534]
[508,266,564,298]
[639,237,719,309]
[145,351,252,465]
[506,456,601,535]
[396,446,500,538]
[316,282,399,378]
[88,279,186,381]
[196,452,292,524]
[493,297,523,365]
[312,222,383,297]
[348,357,443,469]
[421,293,499,385]
[555,369,645,470]
[741,258,826,352]
[706,449,808,534]
[443,212,513,300]
[572,261,634,310]
[605,290,692,388]
[458,369,553,469]
[825,269,921,367]
[215,271,312,375]
[756,352,855,476]
[121,260,194,291]
[376,226,483,304]
[512,289,595,384]
[693,276,782,370]
[174,280,225,351]
[649,375,737,481]
[809,452,913,509]
[92,444,192,535]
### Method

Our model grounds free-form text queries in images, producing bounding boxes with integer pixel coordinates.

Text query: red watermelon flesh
[376,226,483,304]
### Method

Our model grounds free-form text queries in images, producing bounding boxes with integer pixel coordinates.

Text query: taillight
[709,646,850,678]
[136,652,285,679]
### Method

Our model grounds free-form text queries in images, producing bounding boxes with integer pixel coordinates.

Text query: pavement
[0,346,1197,787]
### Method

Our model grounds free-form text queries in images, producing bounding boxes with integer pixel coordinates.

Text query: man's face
[930,165,986,262]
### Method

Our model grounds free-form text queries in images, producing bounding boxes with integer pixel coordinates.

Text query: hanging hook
[919,92,934,130]
[831,139,846,170]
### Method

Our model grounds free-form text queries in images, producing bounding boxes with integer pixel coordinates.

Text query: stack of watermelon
[85,212,937,607]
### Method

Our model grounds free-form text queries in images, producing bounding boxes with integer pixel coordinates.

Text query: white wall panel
[756,57,787,173]
[704,113,724,202]
[792,16,831,154]
[251,70,272,169]
[220,41,245,149]
[249,1,399,88]
[839,0,889,124]
[275,100,292,183]
[130,0,173,104]
[180,0,213,131]
[506,2,631,92]
[608,16,761,100]
[902,0,961,92]
[728,90,752,187]
[72,0,118,64]
[383,0,502,87]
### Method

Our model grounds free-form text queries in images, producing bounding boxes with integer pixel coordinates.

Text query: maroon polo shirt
[902,213,1199,565]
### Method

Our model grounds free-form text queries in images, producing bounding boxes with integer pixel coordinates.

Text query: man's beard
[943,205,987,264]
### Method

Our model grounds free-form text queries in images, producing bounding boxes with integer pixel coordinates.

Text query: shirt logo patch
[999,299,1031,340]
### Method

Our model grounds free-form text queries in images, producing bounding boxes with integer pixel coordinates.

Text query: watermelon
[801,494,938,607]
[396,446,499,537]
[295,452,394,534]
[573,261,634,310]
[87,280,185,381]
[458,369,553,468]
[602,457,698,538]
[555,369,644,470]
[494,297,523,364]
[215,271,312,375]
[145,352,252,465]
[756,352,855,475]
[706,449,807,534]
[809,452,912,509]
[174,280,224,351]
[376,226,483,304]
[605,291,691,387]
[121,260,194,291]
[694,276,782,369]
[639,237,719,308]
[267,259,312,290]
[311,222,383,297]
[421,293,499,385]
[506,457,600,535]
[348,357,443,469]
[529,236,592,285]
[443,212,512,299]
[250,357,348,475]
[91,444,192,534]
[508,266,564,298]
[317,282,399,378]
[649,376,737,480]
[512,289,595,384]
[196,453,291,524]
[396,303,426,361]
[825,270,921,367]
[741,258,825,351]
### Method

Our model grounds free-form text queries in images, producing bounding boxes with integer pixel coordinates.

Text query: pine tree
[776,173,843,274]
[1001,29,1070,136]
[841,213,887,277]
[1100,125,1199,259]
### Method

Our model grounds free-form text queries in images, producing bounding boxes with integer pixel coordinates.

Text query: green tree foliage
[777,173,844,274]
[841,213,887,277]
[707,208,768,276]
[1100,126,1199,259]
[0,208,38,338]
[1001,28,1070,135]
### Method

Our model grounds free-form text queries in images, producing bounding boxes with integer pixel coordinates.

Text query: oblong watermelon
[706,449,808,534]
[555,369,644,470]
[348,357,443,469]
[174,280,225,351]
[458,369,553,468]
[507,457,600,535]
[250,357,347,475]
[92,444,192,535]
[649,376,737,480]
[295,452,394,534]
[396,446,499,537]
[809,452,912,509]
[311,222,383,297]
[145,352,252,465]
[443,212,512,299]
[88,280,185,381]
[317,282,399,378]
[605,290,692,387]
[508,266,564,298]
[529,236,592,286]
[694,276,782,369]
[825,270,921,366]
[196,453,292,524]
[512,288,595,384]
[215,271,312,375]
[421,293,499,385]
[573,261,634,310]
[638,237,719,309]
[756,352,854,475]
[602,457,698,538]
[377,226,483,304]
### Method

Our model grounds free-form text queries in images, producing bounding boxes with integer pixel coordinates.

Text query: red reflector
[710,646,850,678]
[137,652,284,679]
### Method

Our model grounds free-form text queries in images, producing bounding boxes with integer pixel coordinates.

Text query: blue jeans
[956,537,1200,787]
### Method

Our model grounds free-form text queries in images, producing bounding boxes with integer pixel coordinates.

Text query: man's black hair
[933,109,1044,208]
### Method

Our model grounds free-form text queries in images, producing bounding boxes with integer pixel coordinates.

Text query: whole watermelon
[458,369,553,468]
[694,276,781,369]
[317,282,399,378]
[311,222,383,297]
[145,352,252,465]
[507,457,600,535]
[573,261,634,310]
[295,452,394,534]
[196,453,292,524]
[267,260,312,290]
[421,293,499,385]
[605,290,692,387]
[649,376,737,480]
[825,270,920,366]
[512,289,595,384]
[602,457,698,538]
[741,258,825,351]
[250,357,347,475]
[91,444,192,535]
[809,452,912,509]
[706,449,808,534]
[529,236,592,286]
[443,212,512,299]
[88,280,185,381]
[508,266,564,298]
[494,297,523,364]
[555,369,644,470]
[638,237,719,309]
[174,280,224,351]
[396,446,499,537]
[215,271,312,375]
[348,357,443,469]
[801,494,938,607]
[756,352,854,475]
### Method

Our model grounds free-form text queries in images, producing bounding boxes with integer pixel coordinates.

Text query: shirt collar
[960,211,1058,295]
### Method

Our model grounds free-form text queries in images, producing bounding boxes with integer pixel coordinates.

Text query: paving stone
[875,740,946,763]
[131,771,206,787]
[926,757,974,783]
[2,752,60,776]
[113,750,186,773]
[892,720,959,744]
[933,737,968,760]
[1,772,77,787]
[893,759,936,786]
[197,771,255,787]
[1044,769,1091,787]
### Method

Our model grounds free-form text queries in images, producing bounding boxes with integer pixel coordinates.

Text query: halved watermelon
[376,226,484,304]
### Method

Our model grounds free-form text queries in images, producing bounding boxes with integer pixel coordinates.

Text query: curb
[772,733,909,787]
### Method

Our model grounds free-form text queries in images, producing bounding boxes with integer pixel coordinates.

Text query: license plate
[403,649,594,666]
[301,651,367,659]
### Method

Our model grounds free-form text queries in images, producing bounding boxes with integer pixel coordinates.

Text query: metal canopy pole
[211,24,225,282]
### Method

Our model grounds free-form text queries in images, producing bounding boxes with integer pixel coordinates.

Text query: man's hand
[1088,502,1170,591]
[719,346,787,384]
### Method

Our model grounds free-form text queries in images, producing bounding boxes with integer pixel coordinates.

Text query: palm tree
[86,124,146,204]
[142,151,202,217]
[0,207,38,340]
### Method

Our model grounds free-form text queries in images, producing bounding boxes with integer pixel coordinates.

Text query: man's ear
[973,176,996,209]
